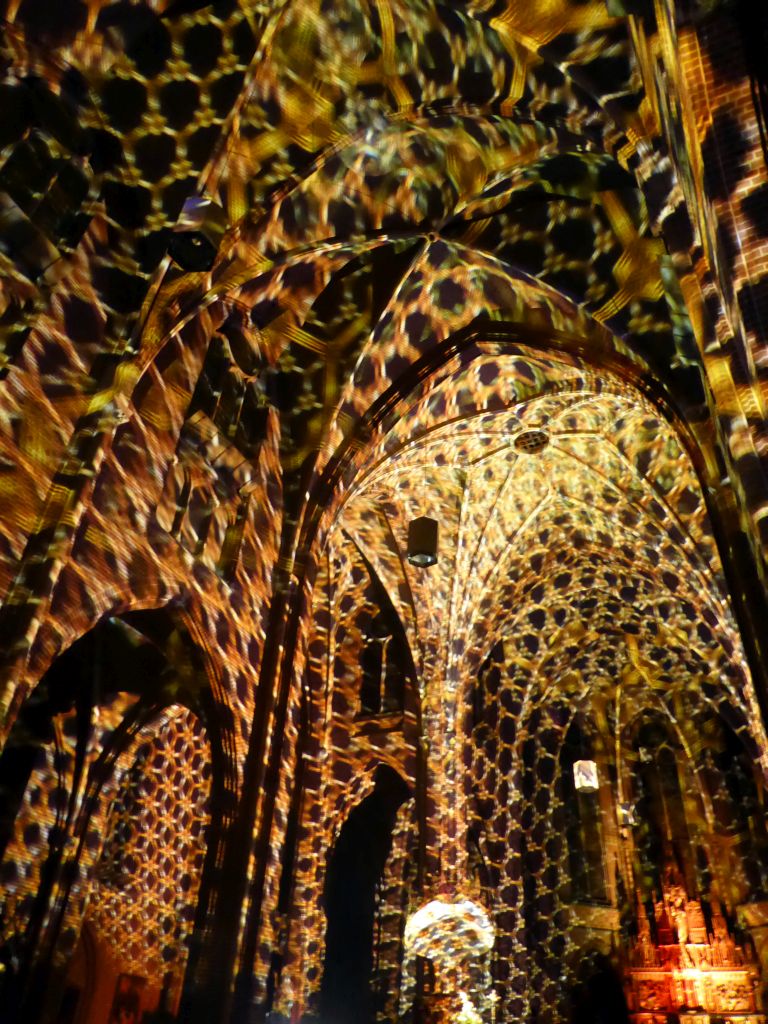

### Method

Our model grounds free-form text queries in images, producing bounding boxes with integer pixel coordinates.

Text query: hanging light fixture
[573,758,599,793]
[619,802,636,828]
[404,895,494,962]
[407,516,439,567]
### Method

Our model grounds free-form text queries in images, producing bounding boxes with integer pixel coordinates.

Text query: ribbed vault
[2,1,768,1022]
[333,349,748,717]
[317,348,767,1020]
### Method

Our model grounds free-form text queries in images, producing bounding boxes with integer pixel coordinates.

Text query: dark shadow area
[0,615,168,864]
[569,952,631,1024]
[320,765,410,1024]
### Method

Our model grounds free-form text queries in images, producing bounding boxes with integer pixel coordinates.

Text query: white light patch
[404,897,494,962]
[573,759,599,792]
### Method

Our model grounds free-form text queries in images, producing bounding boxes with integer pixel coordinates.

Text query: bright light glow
[404,897,494,962]
[458,990,482,1024]
[573,759,598,792]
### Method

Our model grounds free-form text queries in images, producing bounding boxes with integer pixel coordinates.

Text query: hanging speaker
[168,195,227,272]
[407,516,438,568]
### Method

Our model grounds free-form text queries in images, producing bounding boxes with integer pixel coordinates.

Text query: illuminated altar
[625,873,765,1023]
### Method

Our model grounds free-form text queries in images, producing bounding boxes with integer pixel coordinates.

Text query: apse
[280,344,768,1023]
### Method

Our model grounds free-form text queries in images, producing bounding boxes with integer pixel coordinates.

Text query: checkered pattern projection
[2,1,768,1023]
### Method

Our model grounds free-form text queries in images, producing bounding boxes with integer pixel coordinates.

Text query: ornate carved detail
[626,873,765,1022]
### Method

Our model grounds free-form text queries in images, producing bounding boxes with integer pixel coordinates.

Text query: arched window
[561,718,608,904]
[360,633,385,715]
[359,610,406,716]
[633,718,699,898]
[700,716,768,903]
[0,612,226,1023]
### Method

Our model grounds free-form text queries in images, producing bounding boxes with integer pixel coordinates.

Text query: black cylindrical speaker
[407,516,438,567]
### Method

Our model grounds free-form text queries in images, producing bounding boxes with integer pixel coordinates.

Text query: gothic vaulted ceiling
[331,344,762,767]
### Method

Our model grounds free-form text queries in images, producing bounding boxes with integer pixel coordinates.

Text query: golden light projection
[1,1,768,1023]
[314,347,768,1019]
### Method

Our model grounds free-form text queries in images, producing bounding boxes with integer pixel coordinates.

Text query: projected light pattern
[84,708,211,985]
[0,1,768,1023]
[288,354,768,1020]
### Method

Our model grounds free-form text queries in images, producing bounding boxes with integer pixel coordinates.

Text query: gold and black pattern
[2,1,768,1022]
